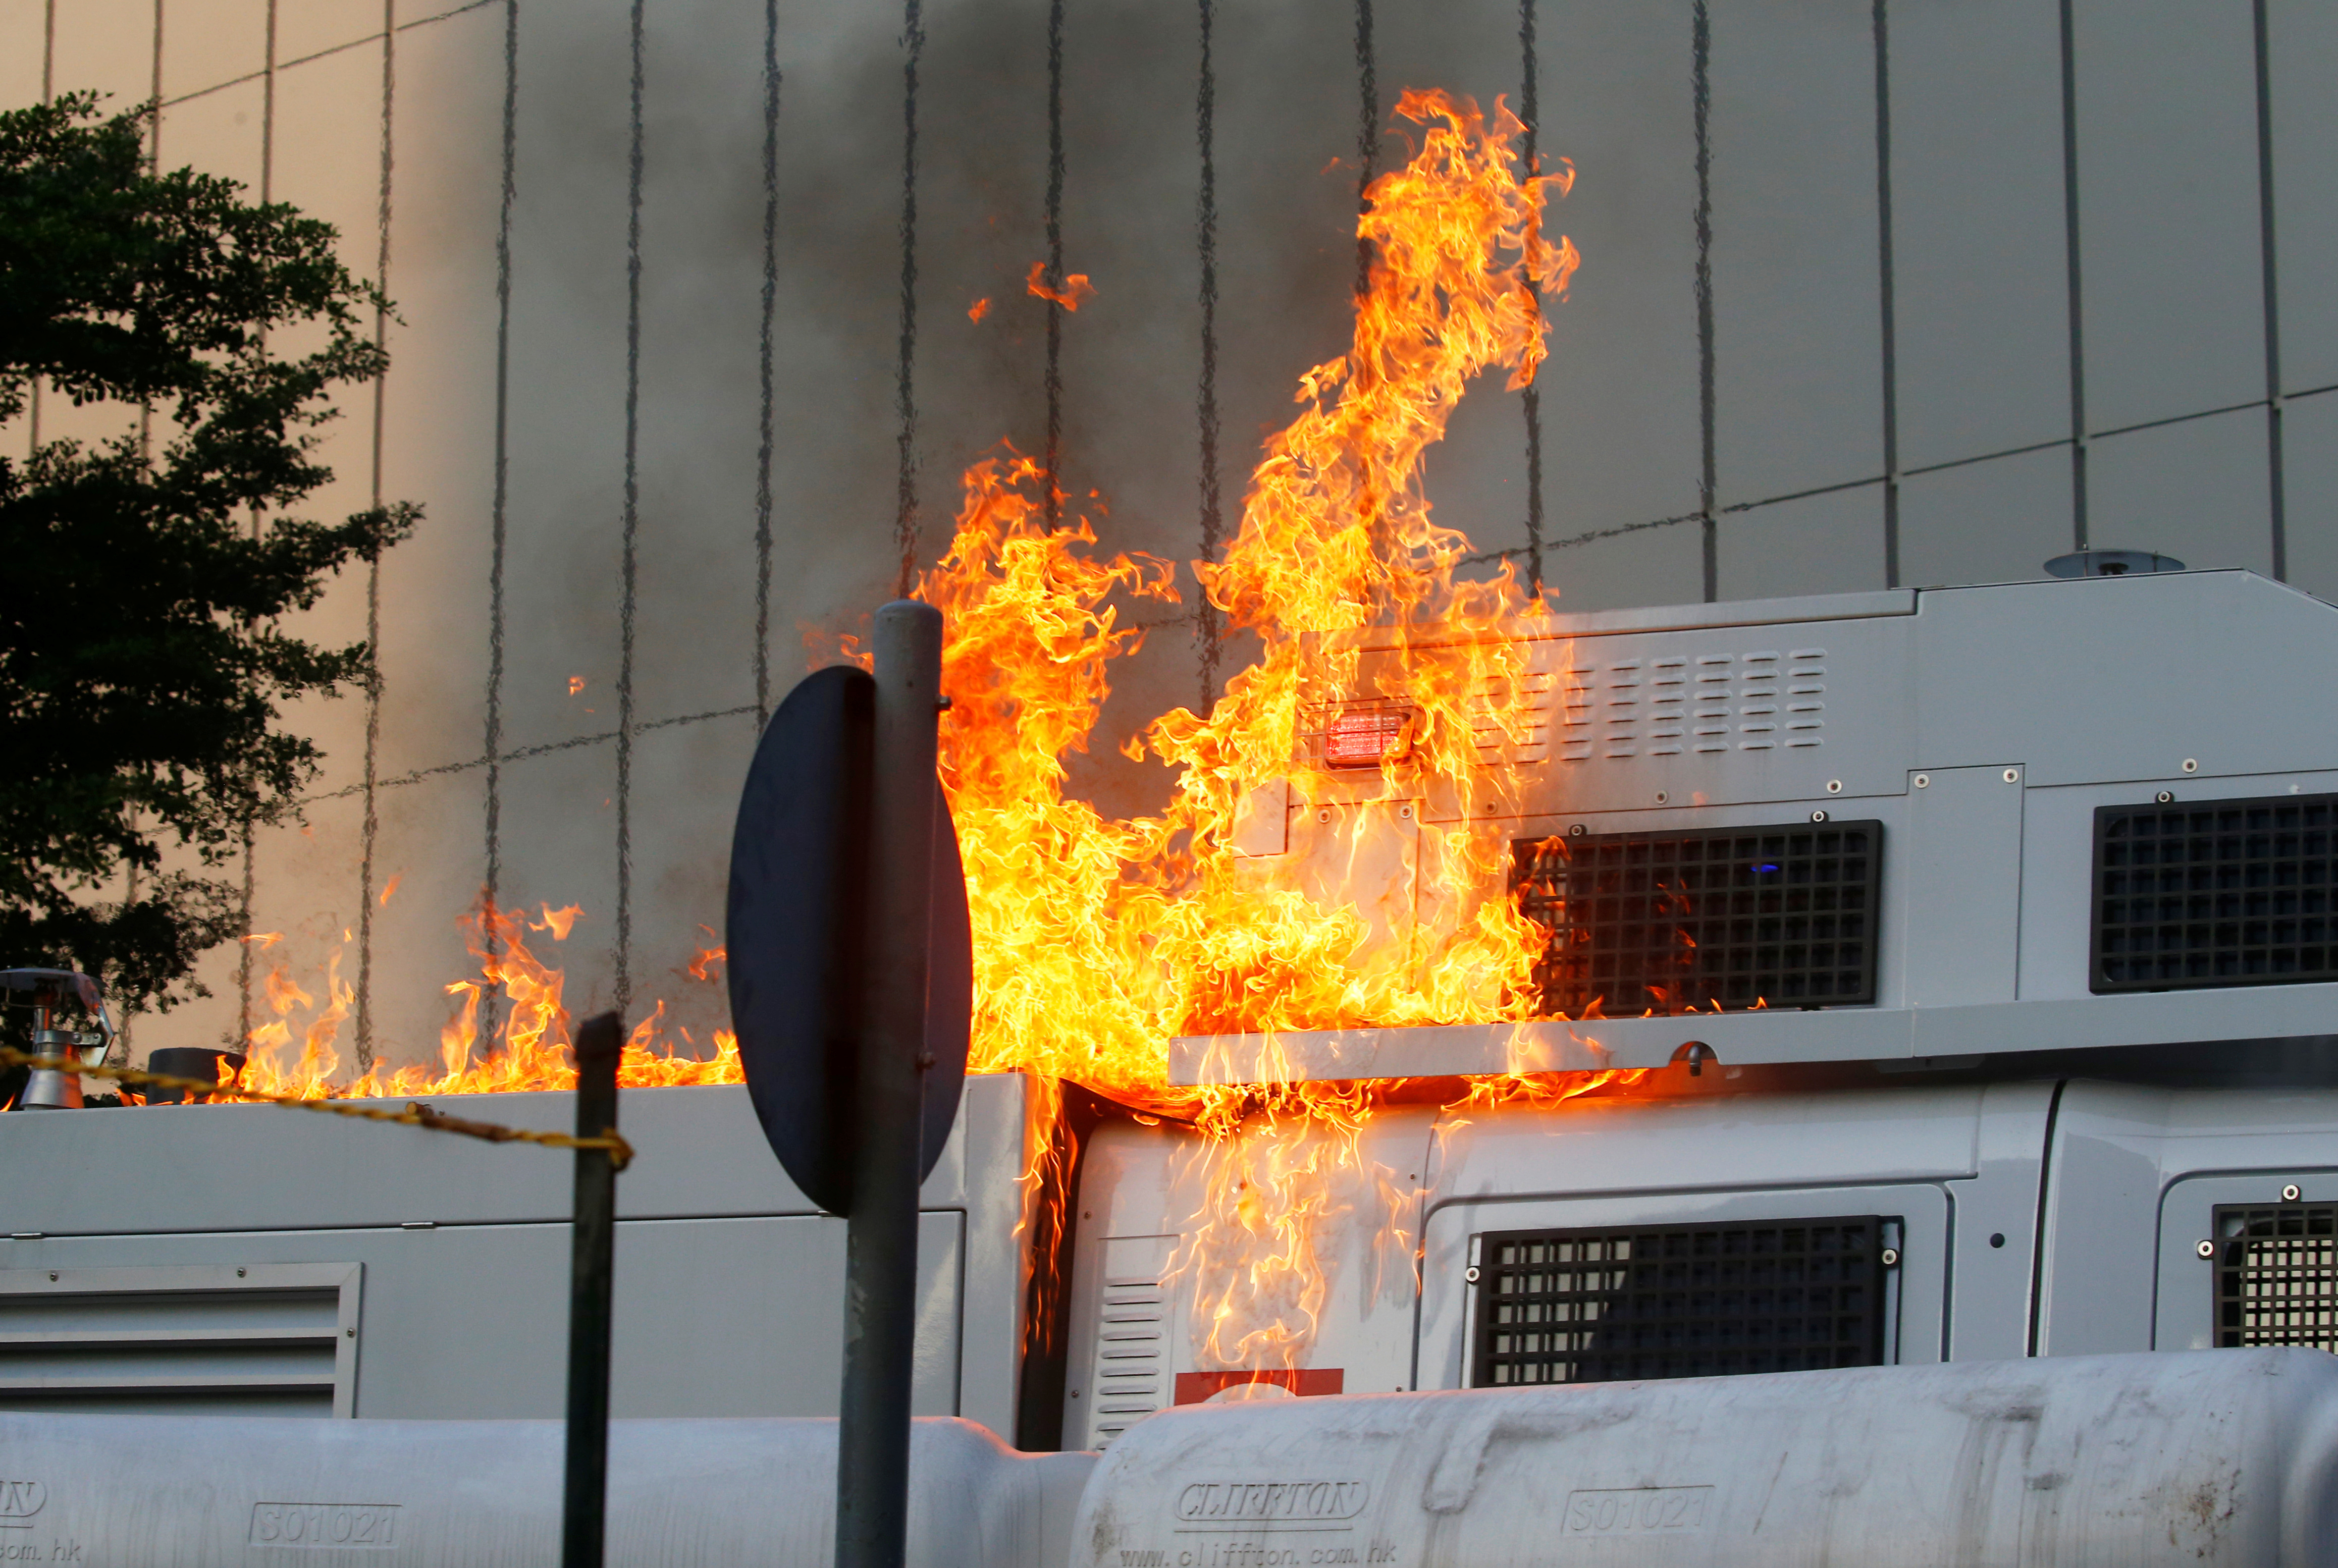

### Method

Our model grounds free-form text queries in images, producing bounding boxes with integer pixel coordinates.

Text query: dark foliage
[0,93,418,1018]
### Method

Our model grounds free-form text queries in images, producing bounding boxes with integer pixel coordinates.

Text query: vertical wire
[892,1,925,598]
[1691,1,1718,602]
[1042,0,1066,525]
[754,0,780,724]
[142,0,161,472]
[238,3,279,1040]
[30,0,52,457]
[2056,0,2088,552]
[613,0,647,1020]
[148,0,162,173]
[261,0,276,202]
[1872,0,1900,588]
[1194,0,1222,709]
[483,0,520,1016]
[1517,0,1545,598]
[1352,0,1378,299]
[354,0,397,1074]
[2251,0,2286,581]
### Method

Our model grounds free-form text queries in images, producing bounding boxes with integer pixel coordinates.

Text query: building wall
[1,0,2332,1072]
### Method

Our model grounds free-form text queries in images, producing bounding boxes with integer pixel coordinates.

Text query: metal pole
[836,600,943,1568]
[562,1011,624,1568]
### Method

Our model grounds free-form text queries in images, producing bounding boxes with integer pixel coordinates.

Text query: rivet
[2284,1183,2303,1203]
[1811,810,1828,823]
[1880,1248,1901,1268]
[1654,790,1670,805]
[1465,1266,1482,1284]
[48,1272,57,1282]
[346,1327,356,1338]
[2002,768,2020,784]
[2182,758,2199,773]
[1316,807,1332,824]
[237,1268,246,1277]
[1398,804,1413,819]
[1989,1233,2006,1249]
[1913,774,1930,789]
[1826,780,1843,794]
[2155,790,2174,804]
[2197,1239,2216,1260]
[1567,824,1586,838]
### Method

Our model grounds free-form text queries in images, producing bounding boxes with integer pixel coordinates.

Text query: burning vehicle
[6,91,2338,1566]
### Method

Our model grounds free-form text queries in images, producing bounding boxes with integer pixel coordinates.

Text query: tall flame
[194,89,1639,1385]
[917,91,1606,1373]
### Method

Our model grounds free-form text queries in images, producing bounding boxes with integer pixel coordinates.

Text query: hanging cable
[1043,0,1067,525]
[1692,0,1718,602]
[893,1,926,596]
[1194,0,1223,709]
[355,0,398,1074]
[755,0,781,720]
[1518,0,1546,598]
[1353,0,1378,298]
[613,0,647,1020]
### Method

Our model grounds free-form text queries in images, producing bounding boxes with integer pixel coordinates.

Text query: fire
[234,901,737,1099]
[968,297,991,323]
[189,89,1626,1390]
[1023,262,1096,311]
[915,91,1593,1375]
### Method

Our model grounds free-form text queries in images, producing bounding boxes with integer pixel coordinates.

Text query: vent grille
[1471,1218,1892,1387]
[2093,793,2338,992]
[1090,1271,1166,1447]
[1554,647,1827,762]
[0,1264,361,1417]
[1513,822,1881,1016]
[2213,1203,2338,1350]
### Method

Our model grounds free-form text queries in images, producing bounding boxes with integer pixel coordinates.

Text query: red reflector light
[1323,708,1413,769]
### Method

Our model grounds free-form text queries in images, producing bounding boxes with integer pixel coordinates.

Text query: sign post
[725,599,970,1568]
[562,1010,624,1568]
[836,601,944,1568]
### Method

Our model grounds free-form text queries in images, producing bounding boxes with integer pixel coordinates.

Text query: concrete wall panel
[1710,0,1882,508]
[2073,0,2262,434]
[1889,0,2069,470]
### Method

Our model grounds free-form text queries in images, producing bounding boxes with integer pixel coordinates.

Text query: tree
[0,92,418,1023]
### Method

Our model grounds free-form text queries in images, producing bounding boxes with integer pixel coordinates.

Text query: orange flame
[1024,262,1097,311]
[202,89,1612,1388]
[968,297,992,323]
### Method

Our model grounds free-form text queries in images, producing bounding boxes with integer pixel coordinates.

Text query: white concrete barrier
[1071,1350,2338,1566]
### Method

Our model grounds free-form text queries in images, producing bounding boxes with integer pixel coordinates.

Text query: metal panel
[1419,1183,1945,1395]
[3,1214,963,1422]
[2157,1171,2338,1351]
[1468,1214,1896,1386]
[1515,818,1883,1015]
[0,1263,361,1418]
[1901,765,2025,1007]
[1915,571,2338,786]
[2037,1082,2170,1356]
[2092,789,2338,993]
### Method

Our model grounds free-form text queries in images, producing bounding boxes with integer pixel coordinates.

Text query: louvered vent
[0,1263,360,1417]
[2213,1203,2338,1351]
[1513,821,1881,1016]
[2093,792,2338,992]
[1084,1233,1174,1448]
[1471,1217,1893,1387]
[1555,647,1827,763]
